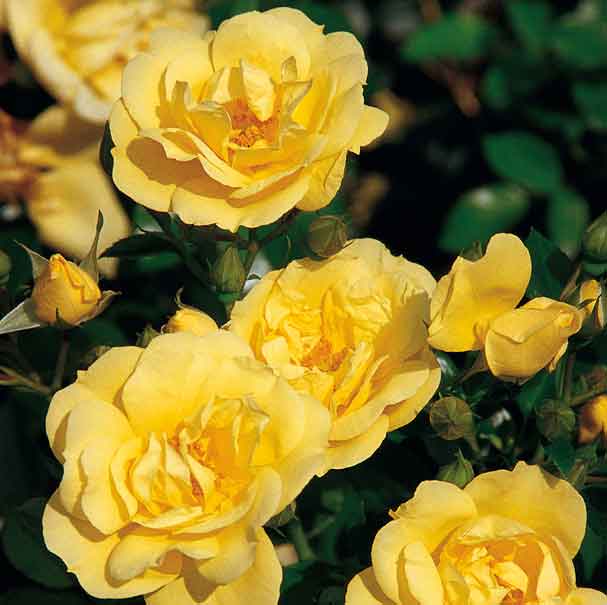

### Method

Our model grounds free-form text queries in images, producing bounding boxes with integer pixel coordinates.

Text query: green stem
[51,332,70,393]
[563,353,576,402]
[570,385,607,407]
[286,519,315,562]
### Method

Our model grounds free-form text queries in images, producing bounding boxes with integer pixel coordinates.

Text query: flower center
[301,338,348,373]
[223,98,280,148]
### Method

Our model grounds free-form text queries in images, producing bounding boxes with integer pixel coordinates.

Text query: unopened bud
[307,215,348,258]
[437,450,474,488]
[536,399,575,441]
[0,250,11,286]
[429,397,475,440]
[137,324,160,347]
[212,246,246,293]
[570,279,606,338]
[578,395,607,445]
[583,212,607,262]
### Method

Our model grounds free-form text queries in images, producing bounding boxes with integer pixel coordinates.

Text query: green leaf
[547,189,590,257]
[438,183,530,253]
[2,498,75,588]
[516,371,554,417]
[101,233,174,259]
[524,107,585,141]
[525,229,574,299]
[506,0,553,52]
[99,121,114,178]
[573,82,607,131]
[544,438,576,475]
[288,1,352,34]
[579,522,605,582]
[482,132,563,194]
[551,22,607,69]
[403,13,498,62]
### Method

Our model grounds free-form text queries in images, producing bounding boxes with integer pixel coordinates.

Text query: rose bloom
[0,106,129,277]
[346,462,607,605]
[230,239,440,471]
[43,331,330,604]
[6,0,208,123]
[484,298,582,381]
[109,8,388,232]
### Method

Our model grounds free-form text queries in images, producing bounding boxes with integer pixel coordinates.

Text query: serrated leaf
[439,183,530,252]
[2,498,75,588]
[547,189,590,257]
[403,13,498,62]
[101,233,174,259]
[483,132,563,194]
[516,371,554,417]
[525,229,574,299]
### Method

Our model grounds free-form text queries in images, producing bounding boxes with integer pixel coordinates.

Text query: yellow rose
[0,106,129,277]
[578,279,602,318]
[484,297,583,381]
[230,238,440,471]
[43,331,330,604]
[164,308,218,337]
[428,233,532,352]
[32,254,102,324]
[578,395,607,444]
[346,462,606,605]
[6,0,208,123]
[109,8,388,232]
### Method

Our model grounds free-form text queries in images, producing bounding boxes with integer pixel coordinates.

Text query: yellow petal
[464,461,587,557]
[196,525,256,585]
[485,298,583,380]
[402,541,444,605]
[109,100,138,148]
[345,568,393,605]
[371,481,476,602]
[567,588,607,605]
[240,59,276,122]
[349,106,389,154]
[298,151,346,212]
[121,53,165,130]
[326,414,389,472]
[212,11,310,82]
[173,172,311,231]
[112,138,201,212]
[428,233,532,352]
[43,493,180,599]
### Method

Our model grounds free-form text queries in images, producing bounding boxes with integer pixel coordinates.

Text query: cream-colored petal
[464,462,586,557]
